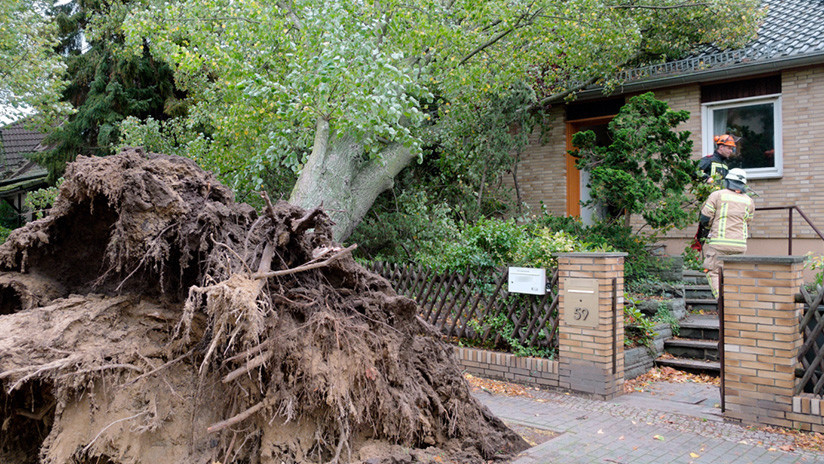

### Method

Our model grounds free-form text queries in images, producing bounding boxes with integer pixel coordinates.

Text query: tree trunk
[289,117,417,242]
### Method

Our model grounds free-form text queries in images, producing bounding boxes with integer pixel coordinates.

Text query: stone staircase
[655,270,721,374]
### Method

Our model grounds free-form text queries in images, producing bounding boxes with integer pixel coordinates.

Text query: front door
[565,116,613,225]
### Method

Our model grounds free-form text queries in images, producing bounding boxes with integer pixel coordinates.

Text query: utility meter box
[563,278,599,328]
[508,267,546,295]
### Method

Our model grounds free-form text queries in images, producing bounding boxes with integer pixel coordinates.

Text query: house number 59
[574,307,589,321]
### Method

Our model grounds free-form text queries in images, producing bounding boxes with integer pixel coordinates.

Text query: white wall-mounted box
[508,267,546,295]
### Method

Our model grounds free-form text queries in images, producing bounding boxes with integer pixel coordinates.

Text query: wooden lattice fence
[367,262,560,353]
[797,284,824,396]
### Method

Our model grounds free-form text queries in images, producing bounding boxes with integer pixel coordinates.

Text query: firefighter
[691,134,739,253]
[699,168,754,299]
[699,134,737,181]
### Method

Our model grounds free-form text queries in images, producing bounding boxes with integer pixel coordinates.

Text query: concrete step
[684,284,714,300]
[664,338,719,361]
[655,357,720,374]
[679,315,720,340]
[683,270,707,285]
[684,283,710,290]
[686,297,718,312]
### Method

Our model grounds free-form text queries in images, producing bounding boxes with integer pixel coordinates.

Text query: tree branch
[521,76,599,113]
[277,1,304,30]
[609,2,709,10]
[252,244,356,279]
[459,9,543,66]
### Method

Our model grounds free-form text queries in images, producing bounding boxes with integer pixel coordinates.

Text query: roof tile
[624,0,824,81]
[0,120,49,181]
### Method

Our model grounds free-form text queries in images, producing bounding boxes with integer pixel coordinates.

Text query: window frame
[701,93,783,179]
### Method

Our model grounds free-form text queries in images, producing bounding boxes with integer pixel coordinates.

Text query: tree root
[81,411,151,454]
[207,401,266,433]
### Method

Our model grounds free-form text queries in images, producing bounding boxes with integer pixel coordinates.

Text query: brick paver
[474,386,824,463]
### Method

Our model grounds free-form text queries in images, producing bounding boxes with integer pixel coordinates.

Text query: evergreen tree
[36,1,184,182]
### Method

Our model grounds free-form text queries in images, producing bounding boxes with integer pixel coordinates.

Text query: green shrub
[352,190,459,263]
[24,179,63,220]
[654,301,680,337]
[416,217,609,275]
[682,245,703,271]
[534,214,669,282]
[805,253,824,288]
[409,217,607,358]
[623,297,658,349]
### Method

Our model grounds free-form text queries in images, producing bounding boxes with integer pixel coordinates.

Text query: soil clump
[0,149,527,464]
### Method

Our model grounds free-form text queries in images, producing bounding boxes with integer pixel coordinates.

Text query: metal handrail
[755,205,824,255]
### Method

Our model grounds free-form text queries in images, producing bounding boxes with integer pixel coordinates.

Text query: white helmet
[725,168,747,191]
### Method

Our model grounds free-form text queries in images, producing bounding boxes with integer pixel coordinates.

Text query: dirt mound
[0,149,527,464]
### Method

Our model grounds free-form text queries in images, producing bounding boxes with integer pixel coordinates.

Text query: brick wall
[556,253,625,399]
[455,347,561,389]
[500,105,568,216]
[722,255,824,432]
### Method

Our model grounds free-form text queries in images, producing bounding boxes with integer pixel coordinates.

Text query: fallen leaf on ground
[623,366,719,393]
[760,426,824,452]
[464,373,533,397]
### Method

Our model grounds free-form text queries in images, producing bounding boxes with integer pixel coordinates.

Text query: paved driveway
[474,381,824,464]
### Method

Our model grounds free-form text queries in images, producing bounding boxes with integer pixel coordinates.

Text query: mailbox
[508,267,546,295]
[563,278,599,328]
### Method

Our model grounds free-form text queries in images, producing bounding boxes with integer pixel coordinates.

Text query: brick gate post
[721,256,812,429]
[555,252,627,400]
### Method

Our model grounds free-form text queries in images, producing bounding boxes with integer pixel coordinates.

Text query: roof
[581,0,824,98]
[0,119,49,185]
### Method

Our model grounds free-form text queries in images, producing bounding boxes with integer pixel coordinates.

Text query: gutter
[573,50,824,102]
[0,173,48,193]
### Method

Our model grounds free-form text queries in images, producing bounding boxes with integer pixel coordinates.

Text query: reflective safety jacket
[700,189,755,252]
[698,151,729,181]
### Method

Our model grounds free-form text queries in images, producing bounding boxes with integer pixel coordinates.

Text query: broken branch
[252,244,357,280]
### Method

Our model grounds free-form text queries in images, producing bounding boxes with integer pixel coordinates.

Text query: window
[702,94,782,179]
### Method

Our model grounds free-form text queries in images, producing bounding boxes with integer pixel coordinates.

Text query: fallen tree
[0,148,527,464]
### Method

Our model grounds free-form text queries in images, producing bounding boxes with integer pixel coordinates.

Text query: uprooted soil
[0,149,528,464]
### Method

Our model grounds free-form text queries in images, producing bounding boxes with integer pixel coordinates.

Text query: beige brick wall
[556,253,625,399]
[501,105,567,216]
[456,347,561,389]
[511,65,824,250]
[642,85,703,159]
[722,256,824,432]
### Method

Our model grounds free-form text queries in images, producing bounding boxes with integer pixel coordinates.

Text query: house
[510,0,824,257]
[0,120,50,226]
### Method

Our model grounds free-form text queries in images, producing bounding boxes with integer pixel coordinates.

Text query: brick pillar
[721,256,805,428]
[555,252,626,400]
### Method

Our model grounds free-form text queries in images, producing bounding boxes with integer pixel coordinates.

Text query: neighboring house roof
[0,119,49,195]
[579,0,824,99]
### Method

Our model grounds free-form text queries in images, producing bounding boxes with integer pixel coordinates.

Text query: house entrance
[565,116,613,225]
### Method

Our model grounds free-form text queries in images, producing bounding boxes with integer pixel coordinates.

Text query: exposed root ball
[0,149,527,463]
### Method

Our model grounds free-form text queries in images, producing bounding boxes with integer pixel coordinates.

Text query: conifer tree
[36,1,183,182]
